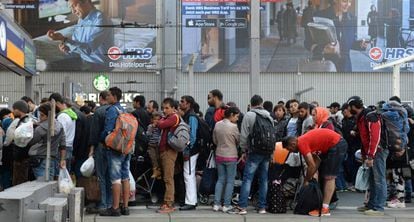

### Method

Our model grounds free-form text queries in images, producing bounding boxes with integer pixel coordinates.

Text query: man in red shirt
[156,98,180,213]
[282,128,347,216]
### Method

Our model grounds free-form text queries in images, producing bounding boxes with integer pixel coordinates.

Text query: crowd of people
[0,88,413,217]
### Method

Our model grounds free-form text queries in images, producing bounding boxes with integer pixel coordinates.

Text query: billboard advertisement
[182,0,412,73]
[2,0,157,72]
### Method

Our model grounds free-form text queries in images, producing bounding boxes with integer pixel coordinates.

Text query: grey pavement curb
[84,207,414,222]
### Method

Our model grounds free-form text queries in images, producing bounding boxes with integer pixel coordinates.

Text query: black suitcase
[267,180,287,213]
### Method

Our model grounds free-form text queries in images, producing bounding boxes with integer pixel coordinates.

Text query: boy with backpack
[229,95,276,215]
[156,98,181,213]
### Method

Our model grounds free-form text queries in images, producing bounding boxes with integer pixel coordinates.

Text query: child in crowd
[147,112,162,179]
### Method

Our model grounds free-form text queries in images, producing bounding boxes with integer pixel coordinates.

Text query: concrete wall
[1,71,413,114]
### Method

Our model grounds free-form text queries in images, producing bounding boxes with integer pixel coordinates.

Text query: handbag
[355,165,370,191]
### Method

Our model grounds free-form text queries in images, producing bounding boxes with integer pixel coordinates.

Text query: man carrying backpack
[229,95,275,215]
[282,128,348,216]
[384,97,410,208]
[99,87,131,217]
[179,96,199,211]
[347,96,388,216]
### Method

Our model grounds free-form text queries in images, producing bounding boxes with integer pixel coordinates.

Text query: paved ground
[84,192,414,222]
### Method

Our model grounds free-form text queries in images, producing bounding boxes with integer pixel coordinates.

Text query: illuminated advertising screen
[0,10,36,75]
[4,0,157,72]
[182,0,412,73]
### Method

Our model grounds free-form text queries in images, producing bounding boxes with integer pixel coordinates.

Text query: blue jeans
[32,158,56,180]
[214,161,237,207]
[405,179,412,202]
[0,166,12,189]
[95,144,112,209]
[238,152,269,209]
[109,151,131,183]
[368,149,389,211]
[55,147,73,176]
[336,153,347,190]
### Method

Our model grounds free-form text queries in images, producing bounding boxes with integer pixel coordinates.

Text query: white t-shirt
[57,112,76,148]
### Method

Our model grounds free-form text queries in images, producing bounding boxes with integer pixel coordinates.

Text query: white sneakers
[213,205,233,213]
[222,206,232,213]
[213,205,221,212]
[387,199,406,208]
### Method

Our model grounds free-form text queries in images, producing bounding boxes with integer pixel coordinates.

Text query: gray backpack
[167,118,190,152]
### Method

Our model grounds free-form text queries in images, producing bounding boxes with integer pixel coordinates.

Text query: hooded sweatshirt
[58,108,77,149]
[28,119,66,158]
[240,107,274,153]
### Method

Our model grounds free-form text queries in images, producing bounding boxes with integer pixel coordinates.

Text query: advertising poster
[182,0,413,73]
[2,0,157,72]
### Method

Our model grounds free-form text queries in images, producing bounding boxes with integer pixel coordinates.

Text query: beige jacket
[213,119,240,159]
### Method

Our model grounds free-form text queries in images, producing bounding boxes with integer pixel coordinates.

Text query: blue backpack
[380,101,410,152]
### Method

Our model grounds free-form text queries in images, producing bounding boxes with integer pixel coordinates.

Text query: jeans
[336,153,347,190]
[368,149,389,211]
[345,151,360,185]
[108,151,131,183]
[32,158,56,180]
[405,179,412,202]
[214,161,237,207]
[55,147,73,176]
[95,144,112,209]
[0,166,12,189]
[238,152,269,209]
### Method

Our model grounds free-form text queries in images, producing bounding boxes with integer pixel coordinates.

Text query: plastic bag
[59,168,74,194]
[80,157,95,177]
[14,121,34,147]
[355,165,370,191]
[129,171,136,201]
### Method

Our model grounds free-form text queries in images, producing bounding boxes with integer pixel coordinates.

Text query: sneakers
[257,208,266,214]
[364,209,384,216]
[99,207,121,217]
[222,206,232,213]
[227,206,247,215]
[387,199,406,208]
[212,205,221,212]
[309,207,330,217]
[157,203,175,213]
[357,205,370,212]
[151,167,162,179]
[121,207,130,216]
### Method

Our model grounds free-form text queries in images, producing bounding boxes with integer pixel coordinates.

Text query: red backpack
[105,109,138,155]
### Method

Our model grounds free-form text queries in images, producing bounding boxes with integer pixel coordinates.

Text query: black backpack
[293,179,323,215]
[322,117,343,136]
[192,114,212,153]
[249,111,277,155]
